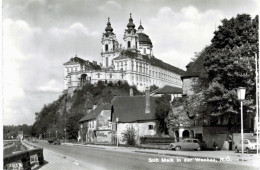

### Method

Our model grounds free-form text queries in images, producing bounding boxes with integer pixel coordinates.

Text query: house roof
[79,103,111,123]
[114,50,185,75]
[181,55,208,80]
[111,96,159,123]
[155,85,183,94]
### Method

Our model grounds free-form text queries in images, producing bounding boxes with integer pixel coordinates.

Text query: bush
[122,126,137,146]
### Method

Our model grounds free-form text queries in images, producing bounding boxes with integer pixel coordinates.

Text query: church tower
[101,17,119,68]
[123,13,139,52]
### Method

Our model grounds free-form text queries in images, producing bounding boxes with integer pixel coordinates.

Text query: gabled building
[79,104,112,143]
[111,88,159,145]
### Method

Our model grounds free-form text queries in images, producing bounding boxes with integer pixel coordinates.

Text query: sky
[2,0,259,125]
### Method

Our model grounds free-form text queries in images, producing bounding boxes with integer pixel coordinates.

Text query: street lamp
[64,128,66,143]
[116,117,119,147]
[237,87,246,159]
[80,124,83,144]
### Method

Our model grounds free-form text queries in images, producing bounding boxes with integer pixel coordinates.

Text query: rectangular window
[148,125,153,130]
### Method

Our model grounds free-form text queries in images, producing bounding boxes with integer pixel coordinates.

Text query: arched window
[105,44,108,51]
[128,41,131,48]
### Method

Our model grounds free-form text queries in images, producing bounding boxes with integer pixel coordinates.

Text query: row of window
[116,61,179,81]
[67,67,79,72]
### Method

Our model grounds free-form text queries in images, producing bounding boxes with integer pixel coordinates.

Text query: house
[111,88,159,145]
[151,85,183,102]
[79,103,112,143]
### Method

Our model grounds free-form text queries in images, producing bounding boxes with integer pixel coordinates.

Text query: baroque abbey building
[63,14,185,92]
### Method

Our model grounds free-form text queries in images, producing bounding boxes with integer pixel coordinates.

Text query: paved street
[30,141,259,170]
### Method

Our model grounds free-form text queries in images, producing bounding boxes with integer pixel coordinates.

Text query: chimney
[145,87,150,114]
[130,88,133,96]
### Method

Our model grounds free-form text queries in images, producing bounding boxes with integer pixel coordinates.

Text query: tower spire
[138,19,144,32]
[127,13,135,29]
[105,17,113,33]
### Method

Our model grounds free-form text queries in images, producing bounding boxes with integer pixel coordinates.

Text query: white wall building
[63,14,185,92]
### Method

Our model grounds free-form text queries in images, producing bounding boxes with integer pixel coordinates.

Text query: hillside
[32,81,142,139]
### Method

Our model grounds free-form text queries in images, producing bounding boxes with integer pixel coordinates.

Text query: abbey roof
[63,56,101,70]
[114,50,185,75]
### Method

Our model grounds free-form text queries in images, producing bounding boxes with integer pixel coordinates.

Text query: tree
[203,14,258,120]
[181,14,259,128]
[150,85,159,92]
[122,126,137,146]
[155,95,171,134]
[66,112,84,139]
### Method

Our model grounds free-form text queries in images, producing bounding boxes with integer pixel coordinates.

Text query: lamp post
[49,131,50,138]
[80,124,83,144]
[255,51,259,156]
[116,117,119,147]
[237,87,246,159]
[64,128,66,143]
[44,133,45,140]
[56,131,57,138]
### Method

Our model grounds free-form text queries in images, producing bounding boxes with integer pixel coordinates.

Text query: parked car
[169,138,207,151]
[235,138,260,153]
[32,138,38,143]
[47,137,61,145]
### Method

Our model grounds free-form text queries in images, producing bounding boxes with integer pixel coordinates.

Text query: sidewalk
[62,142,260,168]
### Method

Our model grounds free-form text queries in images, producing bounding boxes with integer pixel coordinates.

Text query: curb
[62,143,106,150]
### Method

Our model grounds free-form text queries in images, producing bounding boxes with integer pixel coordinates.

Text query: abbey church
[63,14,185,92]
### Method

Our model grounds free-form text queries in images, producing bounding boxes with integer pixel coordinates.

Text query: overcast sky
[3,0,259,125]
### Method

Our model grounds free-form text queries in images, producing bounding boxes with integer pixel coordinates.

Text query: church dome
[105,17,113,32]
[127,13,135,29]
[138,33,152,46]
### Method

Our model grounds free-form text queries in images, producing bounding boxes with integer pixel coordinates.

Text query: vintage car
[47,137,61,145]
[235,138,260,153]
[169,138,207,151]
[32,138,38,143]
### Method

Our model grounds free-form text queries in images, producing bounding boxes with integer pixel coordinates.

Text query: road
[33,141,258,170]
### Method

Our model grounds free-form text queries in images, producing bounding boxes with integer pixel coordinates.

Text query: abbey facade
[63,14,185,92]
